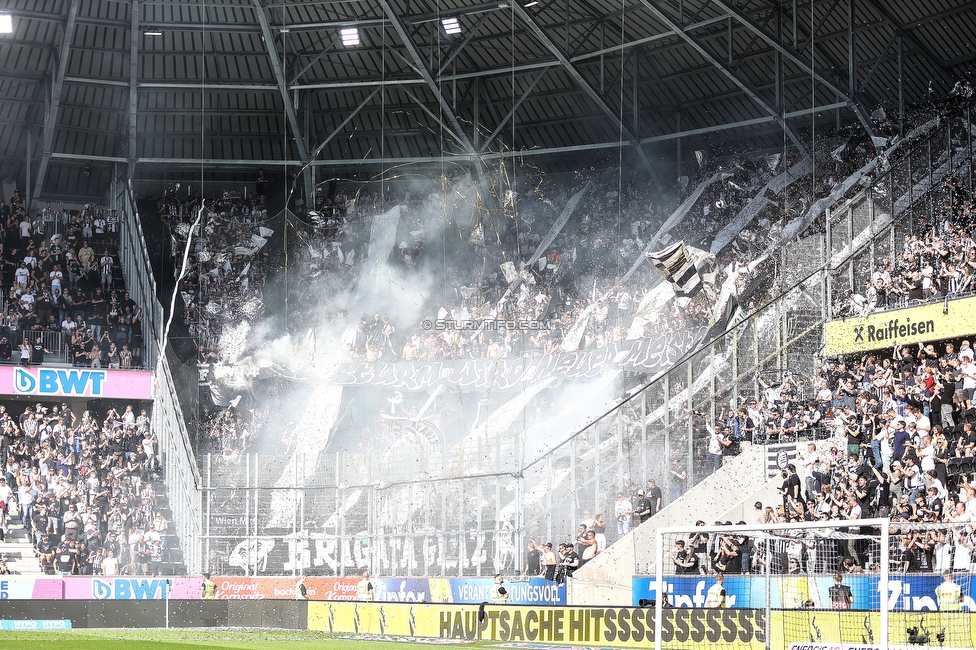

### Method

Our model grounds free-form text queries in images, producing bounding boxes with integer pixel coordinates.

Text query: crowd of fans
[548,103,976,577]
[661,182,976,576]
[833,177,976,318]
[0,193,145,367]
[152,96,976,572]
[165,100,931,380]
[0,402,169,576]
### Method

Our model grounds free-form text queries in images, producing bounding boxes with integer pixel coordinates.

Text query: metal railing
[112,168,203,574]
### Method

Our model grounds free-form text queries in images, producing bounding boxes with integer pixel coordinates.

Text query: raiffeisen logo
[13,368,107,396]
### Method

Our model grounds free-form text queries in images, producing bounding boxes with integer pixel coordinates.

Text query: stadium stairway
[568,445,782,606]
[568,437,844,606]
[0,519,42,576]
[567,442,770,605]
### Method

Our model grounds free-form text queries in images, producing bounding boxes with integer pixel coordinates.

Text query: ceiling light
[340,27,360,47]
[524,1,539,6]
[441,17,461,35]
[0,14,13,34]
[144,30,162,36]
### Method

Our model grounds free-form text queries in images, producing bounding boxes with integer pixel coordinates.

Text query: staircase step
[1,520,43,575]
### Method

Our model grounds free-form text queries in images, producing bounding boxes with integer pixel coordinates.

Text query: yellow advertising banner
[772,610,976,650]
[308,603,976,650]
[824,295,976,356]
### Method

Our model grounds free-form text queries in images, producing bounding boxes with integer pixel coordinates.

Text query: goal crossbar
[654,518,892,650]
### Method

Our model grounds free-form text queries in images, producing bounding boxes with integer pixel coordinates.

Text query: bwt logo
[14,368,106,396]
[93,578,168,600]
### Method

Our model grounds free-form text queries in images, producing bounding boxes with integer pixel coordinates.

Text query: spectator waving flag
[766,443,800,479]
[645,242,703,298]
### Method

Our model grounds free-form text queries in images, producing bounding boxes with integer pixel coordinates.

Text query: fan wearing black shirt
[524,539,541,576]
[671,540,700,574]
[31,336,51,364]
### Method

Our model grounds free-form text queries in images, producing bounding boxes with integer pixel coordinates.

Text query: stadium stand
[0,191,180,576]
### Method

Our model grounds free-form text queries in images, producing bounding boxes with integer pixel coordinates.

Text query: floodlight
[0,14,13,34]
[441,17,461,35]
[340,27,360,46]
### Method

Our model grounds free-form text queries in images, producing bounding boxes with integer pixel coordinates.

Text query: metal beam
[439,60,557,83]
[400,88,467,148]
[292,79,427,91]
[53,152,127,164]
[480,67,554,153]
[252,0,310,164]
[639,0,809,158]
[508,2,659,182]
[64,76,130,88]
[128,0,139,171]
[437,13,490,76]
[708,0,878,144]
[378,0,475,154]
[574,14,731,62]
[140,82,279,91]
[640,101,849,143]
[32,0,80,209]
[308,89,380,161]
[858,33,895,95]
[863,0,955,79]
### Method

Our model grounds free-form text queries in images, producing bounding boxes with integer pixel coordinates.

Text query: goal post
[650,518,975,650]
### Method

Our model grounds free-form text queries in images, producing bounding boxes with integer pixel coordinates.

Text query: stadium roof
[1,0,974,200]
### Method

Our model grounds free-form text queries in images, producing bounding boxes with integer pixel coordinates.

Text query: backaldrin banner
[823,295,976,356]
[633,575,976,611]
[308,602,976,649]
[0,576,562,605]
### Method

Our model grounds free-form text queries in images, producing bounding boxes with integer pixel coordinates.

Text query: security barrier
[0,575,562,604]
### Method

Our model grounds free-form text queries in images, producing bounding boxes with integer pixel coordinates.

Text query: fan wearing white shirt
[798,443,819,501]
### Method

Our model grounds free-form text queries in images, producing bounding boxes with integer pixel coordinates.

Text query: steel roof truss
[32,0,81,210]
[708,0,878,145]
[863,0,953,79]
[480,65,554,154]
[640,0,809,158]
[508,2,658,182]
[309,88,380,161]
[378,0,474,154]
[128,0,139,168]
[400,88,467,148]
[252,0,310,162]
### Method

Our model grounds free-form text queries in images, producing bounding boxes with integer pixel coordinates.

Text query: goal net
[649,519,975,650]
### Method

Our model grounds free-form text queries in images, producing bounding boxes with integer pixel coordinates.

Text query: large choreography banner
[334,327,706,392]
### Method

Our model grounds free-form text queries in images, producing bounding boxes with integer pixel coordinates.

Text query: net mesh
[653,521,975,650]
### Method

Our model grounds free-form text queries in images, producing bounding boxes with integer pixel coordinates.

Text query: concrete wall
[568,436,843,606]
[568,442,771,606]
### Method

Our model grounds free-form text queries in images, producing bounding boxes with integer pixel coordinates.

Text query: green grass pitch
[0,628,506,649]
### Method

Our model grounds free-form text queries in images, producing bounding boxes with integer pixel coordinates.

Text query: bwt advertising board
[0,367,152,399]
[633,575,976,611]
